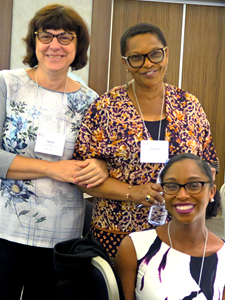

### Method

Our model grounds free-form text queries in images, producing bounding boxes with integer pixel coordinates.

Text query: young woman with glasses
[115,153,225,300]
[0,4,109,299]
[74,23,219,262]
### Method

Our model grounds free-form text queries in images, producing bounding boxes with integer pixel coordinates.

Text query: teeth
[48,55,62,58]
[176,205,194,210]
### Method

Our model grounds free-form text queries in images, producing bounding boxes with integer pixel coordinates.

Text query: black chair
[83,197,93,236]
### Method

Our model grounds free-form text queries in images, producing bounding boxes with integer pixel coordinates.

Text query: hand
[73,159,109,188]
[46,160,85,183]
[129,182,164,207]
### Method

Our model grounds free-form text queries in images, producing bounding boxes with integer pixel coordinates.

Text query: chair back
[91,256,120,300]
[219,183,225,237]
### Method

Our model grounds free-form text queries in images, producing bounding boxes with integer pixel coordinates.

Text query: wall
[10,0,93,84]
[0,0,13,70]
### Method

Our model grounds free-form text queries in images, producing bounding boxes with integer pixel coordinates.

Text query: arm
[78,177,164,206]
[223,287,225,300]
[0,73,17,178]
[194,98,219,173]
[6,155,83,182]
[114,236,137,300]
[6,155,107,182]
[6,156,108,187]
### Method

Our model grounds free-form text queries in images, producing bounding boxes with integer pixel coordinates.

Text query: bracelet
[126,185,132,199]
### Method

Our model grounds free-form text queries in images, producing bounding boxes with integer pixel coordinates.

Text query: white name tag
[140,140,169,163]
[35,130,66,156]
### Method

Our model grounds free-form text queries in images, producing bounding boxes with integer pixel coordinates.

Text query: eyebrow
[127,47,164,56]
[164,176,205,182]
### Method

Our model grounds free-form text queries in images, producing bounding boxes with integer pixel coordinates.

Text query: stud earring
[210,198,215,202]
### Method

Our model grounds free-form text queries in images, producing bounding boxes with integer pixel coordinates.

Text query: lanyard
[132,79,165,140]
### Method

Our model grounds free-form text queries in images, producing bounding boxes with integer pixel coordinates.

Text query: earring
[210,199,215,202]
[125,67,129,90]
[164,71,168,83]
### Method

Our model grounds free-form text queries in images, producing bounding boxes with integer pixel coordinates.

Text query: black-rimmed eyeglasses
[122,46,167,68]
[35,30,76,45]
[161,181,212,195]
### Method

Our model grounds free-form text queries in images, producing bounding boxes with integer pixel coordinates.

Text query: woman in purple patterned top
[74,23,218,260]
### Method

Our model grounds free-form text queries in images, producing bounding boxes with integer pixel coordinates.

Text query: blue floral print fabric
[0,69,98,247]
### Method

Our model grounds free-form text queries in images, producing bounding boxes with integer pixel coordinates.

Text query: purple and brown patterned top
[74,84,219,234]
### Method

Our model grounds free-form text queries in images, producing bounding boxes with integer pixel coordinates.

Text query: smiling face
[35,29,77,74]
[123,33,168,89]
[162,159,215,225]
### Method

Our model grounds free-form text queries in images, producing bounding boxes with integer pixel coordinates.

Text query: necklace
[132,79,165,140]
[167,222,208,296]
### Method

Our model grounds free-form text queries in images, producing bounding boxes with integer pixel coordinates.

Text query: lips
[140,69,158,77]
[174,203,195,214]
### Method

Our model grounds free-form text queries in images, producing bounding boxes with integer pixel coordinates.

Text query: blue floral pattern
[0,179,39,226]
[0,69,98,245]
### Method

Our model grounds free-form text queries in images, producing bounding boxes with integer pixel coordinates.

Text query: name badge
[140,140,169,163]
[35,130,66,156]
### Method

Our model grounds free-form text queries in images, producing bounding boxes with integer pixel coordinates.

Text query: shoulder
[129,229,158,259]
[68,84,99,108]
[166,83,200,104]
[0,68,26,78]
[99,85,127,101]
[0,72,6,92]
[79,84,99,100]
[0,68,29,87]
[82,85,127,114]
[166,83,207,118]
[91,85,129,109]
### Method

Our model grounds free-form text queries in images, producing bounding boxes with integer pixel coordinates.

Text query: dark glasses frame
[122,46,167,68]
[161,181,212,195]
[35,30,77,45]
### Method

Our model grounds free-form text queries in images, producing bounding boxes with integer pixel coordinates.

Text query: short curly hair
[23,4,90,70]
[120,23,167,57]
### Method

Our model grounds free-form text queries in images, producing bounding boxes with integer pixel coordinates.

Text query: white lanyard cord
[168,222,208,297]
[132,79,165,141]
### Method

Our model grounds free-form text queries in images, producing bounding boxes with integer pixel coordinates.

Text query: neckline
[24,68,82,94]
[154,229,225,258]
[145,118,166,123]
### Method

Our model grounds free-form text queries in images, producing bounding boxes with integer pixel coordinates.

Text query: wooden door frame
[0,0,13,70]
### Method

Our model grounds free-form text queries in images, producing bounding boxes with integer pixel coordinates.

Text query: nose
[143,56,154,68]
[49,36,61,48]
[176,186,190,199]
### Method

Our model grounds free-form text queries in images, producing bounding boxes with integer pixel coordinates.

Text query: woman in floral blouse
[74,23,219,261]
[0,4,108,299]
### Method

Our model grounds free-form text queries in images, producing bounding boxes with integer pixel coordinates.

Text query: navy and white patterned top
[0,68,98,248]
[130,229,225,300]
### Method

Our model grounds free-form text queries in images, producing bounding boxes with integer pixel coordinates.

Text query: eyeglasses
[161,181,212,195]
[122,46,167,68]
[35,30,76,45]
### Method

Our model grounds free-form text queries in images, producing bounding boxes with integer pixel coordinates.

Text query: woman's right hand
[6,156,85,184]
[45,160,85,183]
[129,182,164,207]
